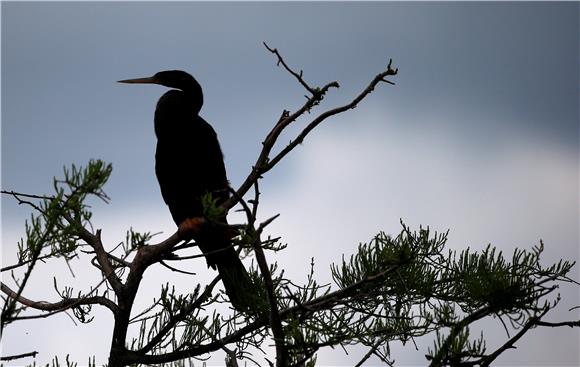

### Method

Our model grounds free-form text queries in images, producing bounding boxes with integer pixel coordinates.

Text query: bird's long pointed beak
[117,76,158,84]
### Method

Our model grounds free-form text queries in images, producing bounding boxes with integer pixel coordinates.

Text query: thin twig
[257,214,280,233]
[1,190,54,200]
[251,180,260,220]
[251,233,287,367]
[137,274,222,354]
[0,351,39,361]
[129,298,162,324]
[535,319,580,328]
[263,42,317,95]
[60,214,124,295]
[163,242,239,261]
[354,338,390,367]
[1,281,117,313]
[2,253,58,272]
[221,50,395,212]
[480,308,550,366]
[228,186,255,225]
[264,60,397,171]
[160,261,197,276]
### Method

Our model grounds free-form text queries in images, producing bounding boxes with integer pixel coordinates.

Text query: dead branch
[264,59,398,171]
[535,320,580,328]
[222,47,395,212]
[263,42,317,95]
[1,282,117,313]
[0,351,39,362]
[2,253,61,272]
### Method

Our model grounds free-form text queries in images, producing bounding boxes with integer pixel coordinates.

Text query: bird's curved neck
[154,88,203,139]
[181,88,203,115]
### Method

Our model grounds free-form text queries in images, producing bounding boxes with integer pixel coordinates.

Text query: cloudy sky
[1,2,578,366]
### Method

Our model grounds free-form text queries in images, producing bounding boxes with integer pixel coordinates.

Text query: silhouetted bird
[118,70,255,312]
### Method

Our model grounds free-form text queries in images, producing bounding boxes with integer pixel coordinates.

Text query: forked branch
[223,44,397,210]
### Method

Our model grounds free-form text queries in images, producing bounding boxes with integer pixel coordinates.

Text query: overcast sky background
[1,2,579,366]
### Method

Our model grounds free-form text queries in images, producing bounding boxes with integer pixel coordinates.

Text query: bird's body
[154,89,228,227]
[119,70,255,312]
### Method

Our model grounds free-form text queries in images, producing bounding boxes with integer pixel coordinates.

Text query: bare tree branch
[354,337,391,367]
[263,42,318,95]
[1,282,117,313]
[264,59,398,171]
[60,214,124,296]
[480,308,550,367]
[222,47,395,212]
[1,190,54,200]
[0,350,39,362]
[2,252,63,272]
[535,319,580,328]
[159,260,197,276]
[252,232,287,367]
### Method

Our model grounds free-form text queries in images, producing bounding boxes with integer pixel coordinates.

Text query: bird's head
[118,70,202,94]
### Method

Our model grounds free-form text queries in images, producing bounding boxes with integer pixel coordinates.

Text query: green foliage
[2,159,112,332]
[331,226,445,294]
[276,223,575,366]
[452,243,542,312]
[16,159,112,264]
[122,228,157,254]
[138,283,214,354]
[427,328,486,365]
[201,192,225,222]
[234,266,270,316]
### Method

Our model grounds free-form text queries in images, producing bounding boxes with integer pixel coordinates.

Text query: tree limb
[263,42,318,95]
[264,59,398,171]
[252,232,287,367]
[0,351,38,362]
[60,214,124,296]
[222,50,395,212]
[123,262,404,364]
[480,308,550,367]
[1,281,117,313]
[535,319,580,328]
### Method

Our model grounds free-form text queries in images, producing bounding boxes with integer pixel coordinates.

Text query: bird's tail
[197,229,265,314]
[216,252,264,314]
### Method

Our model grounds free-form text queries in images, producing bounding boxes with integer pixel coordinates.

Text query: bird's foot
[178,217,205,239]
